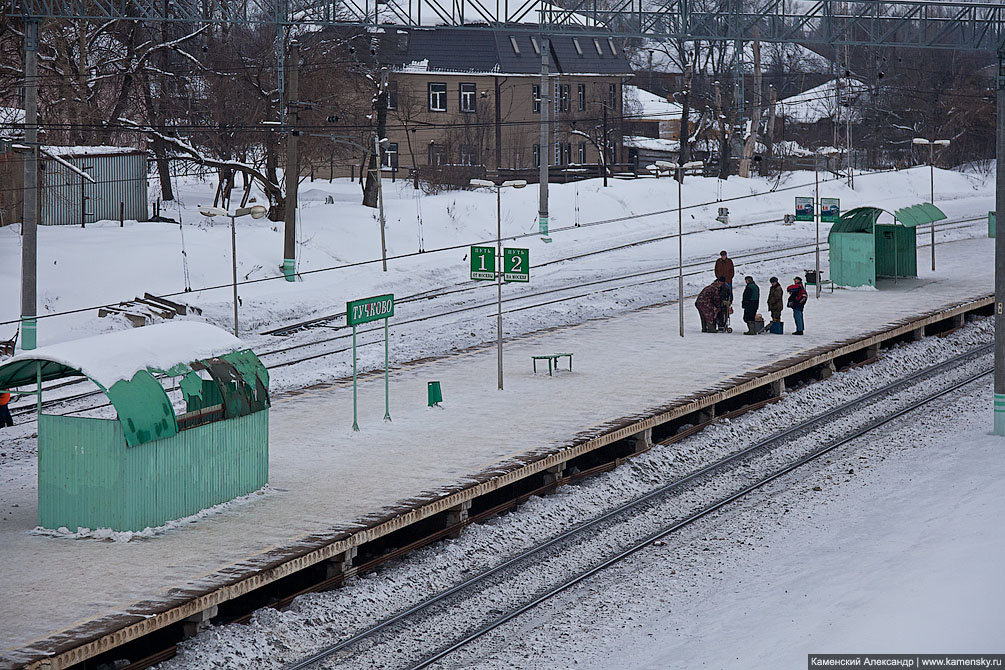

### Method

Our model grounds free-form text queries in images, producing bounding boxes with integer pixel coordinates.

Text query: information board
[347,294,394,326]
[821,198,840,223]
[795,197,814,222]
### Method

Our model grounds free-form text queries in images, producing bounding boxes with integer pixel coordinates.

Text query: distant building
[373,27,633,174]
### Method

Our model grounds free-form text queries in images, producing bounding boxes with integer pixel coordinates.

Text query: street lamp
[912,137,951,271]
[655,160,704,337]
[470,178,527,390]
[198,204,268,337]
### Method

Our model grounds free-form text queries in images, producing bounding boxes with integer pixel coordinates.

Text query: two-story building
[374,27,633,173]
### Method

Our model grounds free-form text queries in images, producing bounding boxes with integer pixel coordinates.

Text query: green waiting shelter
[0,322,270,532]
[827,204,946,288]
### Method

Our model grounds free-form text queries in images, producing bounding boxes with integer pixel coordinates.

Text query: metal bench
[532,352,573,376]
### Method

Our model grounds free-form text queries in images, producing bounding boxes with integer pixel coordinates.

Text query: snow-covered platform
[0,236,995,669]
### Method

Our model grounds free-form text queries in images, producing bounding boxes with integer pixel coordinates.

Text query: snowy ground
[156,319,1004,669]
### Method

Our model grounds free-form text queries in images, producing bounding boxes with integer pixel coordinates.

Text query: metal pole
[352,325,359,432]
[384,316,391,421]
[538,35,550,239]
[678,168,684,337]
[282,40,300,281]
[930,143,936,271]
[375,135,387,271]
[994,52,1005,435]
[497,186,504,390]
[21,19,39,351]
[231,215,239,337]
[815,158,821,299]
[602,104,609,188]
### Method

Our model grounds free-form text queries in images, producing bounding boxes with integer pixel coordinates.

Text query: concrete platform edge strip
[8,293,994,670]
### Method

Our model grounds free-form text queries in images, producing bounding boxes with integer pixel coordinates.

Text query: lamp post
[198,204,268,337]
[912,137,951,271]
[655,160,704,337]
[470,178,527,390]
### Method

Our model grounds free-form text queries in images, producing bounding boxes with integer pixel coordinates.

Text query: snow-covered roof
[777,78,869,124]
[624,85,683,121]
[0,106,23,139]
[43,145,146,158]
[624,135,680,152]
[0,321,244,390]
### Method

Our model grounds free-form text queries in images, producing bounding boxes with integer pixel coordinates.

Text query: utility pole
[995,51,1005,435]
[739,35,761,178]
[282,40,299,281]
[538,34,550,239]
[602,103,609,188]
[766,84,777,170]
[20,19,39,351]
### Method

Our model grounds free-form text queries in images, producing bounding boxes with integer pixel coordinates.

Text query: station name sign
[347,294,395,326]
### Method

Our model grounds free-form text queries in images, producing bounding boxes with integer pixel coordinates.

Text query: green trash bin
[427,381,442,407]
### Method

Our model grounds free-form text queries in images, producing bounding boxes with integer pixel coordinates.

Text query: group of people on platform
[695,250,808,335]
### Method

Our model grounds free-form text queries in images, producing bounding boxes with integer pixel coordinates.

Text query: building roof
[43,145,147,159]
[777,78,869,124]
[379,27,632,76]
[624,85,683,120]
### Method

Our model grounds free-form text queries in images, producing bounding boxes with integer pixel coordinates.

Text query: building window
[609,83,617,108]
[533,143,540,167]
[382,142,399,169]
[578,142,587,164]
[557,83,570,112]
[532,84,540,114]
[460,145,479,166]
[428,143,446,165]
[386,81,398,111]
[608,37,618,56]
[428,82,447,112]
[509,36,521,54]
[460,82,476,113]
[594,38,604,56]
[578,83,586,111]
[531,37,541,54]
[563,143,571,165]
[573,38,583,56]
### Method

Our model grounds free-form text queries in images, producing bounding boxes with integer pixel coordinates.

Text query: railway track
[283,342,992,670]
[4,214,985,423]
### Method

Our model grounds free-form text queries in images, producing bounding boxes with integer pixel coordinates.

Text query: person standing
[0,391,12,429]
[787,276,808,335]
[714,250,735,291]
[767,277,784,328]
[741,276,761,334]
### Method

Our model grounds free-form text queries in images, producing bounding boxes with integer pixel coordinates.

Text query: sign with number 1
[470,246,495,280]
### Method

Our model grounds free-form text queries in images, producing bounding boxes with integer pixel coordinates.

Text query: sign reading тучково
[347,294,395,326]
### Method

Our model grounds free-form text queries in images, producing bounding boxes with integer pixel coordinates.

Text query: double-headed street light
[654,160,704,337]
[912,137,951,271]
[470,178,528,390]
[198,204,268,337]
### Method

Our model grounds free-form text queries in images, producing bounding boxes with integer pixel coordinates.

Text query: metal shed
[41,146,148,226]
[0,322,269,532]
[827,204,946,288]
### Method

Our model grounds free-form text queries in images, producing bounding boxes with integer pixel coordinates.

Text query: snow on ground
[155,319,1002,669]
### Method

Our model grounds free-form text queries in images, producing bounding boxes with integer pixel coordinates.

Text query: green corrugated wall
[830,232,876,287]
[38,411,268,532]
[875,224,917,278]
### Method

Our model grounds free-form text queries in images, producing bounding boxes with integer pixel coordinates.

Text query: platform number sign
[470,246,495,280]
[504,248,530,282]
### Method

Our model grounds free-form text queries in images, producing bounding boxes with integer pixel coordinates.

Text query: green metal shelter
[827,204,946,288]
[0,322,270,532]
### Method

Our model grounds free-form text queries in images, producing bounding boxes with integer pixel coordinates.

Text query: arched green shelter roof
[828,203,947,242]
[0,322,269,447]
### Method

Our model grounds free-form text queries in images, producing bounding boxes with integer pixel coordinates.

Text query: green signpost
[504,248,530,282]
[795,196,814,222]
[470,246,495,280]
[346,293,394,431]
[821,197,841,223]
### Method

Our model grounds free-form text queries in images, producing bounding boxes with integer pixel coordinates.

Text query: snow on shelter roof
[0,321,244,390]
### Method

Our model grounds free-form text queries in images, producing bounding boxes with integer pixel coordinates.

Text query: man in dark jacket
[787,277,808,335]
[767,277,784,325]
[741,276,761,334]
[714,250,735,290]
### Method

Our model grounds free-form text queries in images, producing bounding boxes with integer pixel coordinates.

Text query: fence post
[119,202,124,227]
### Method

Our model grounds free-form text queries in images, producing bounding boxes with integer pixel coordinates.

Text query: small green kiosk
[827,204,946,288]
[0,322,270,532]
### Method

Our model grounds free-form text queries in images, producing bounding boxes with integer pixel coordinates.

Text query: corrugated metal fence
[41,151,148,226]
